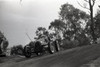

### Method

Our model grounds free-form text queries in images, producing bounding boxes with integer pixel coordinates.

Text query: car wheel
[24,46,31,58]
[55,41,60,52]
[48,42,56,54]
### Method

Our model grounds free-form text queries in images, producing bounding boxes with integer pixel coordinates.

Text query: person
[0,31,4,54]
[0,37,3,54]
[0,31,9,55]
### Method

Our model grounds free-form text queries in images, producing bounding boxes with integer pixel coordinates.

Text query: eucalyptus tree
[35,27,48,39]
[77,0,100,42]
[59,3,89,40]
[94,10,100,38]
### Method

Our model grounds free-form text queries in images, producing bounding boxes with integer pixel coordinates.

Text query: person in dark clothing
[0,38,3,54]
[0,31,9,55]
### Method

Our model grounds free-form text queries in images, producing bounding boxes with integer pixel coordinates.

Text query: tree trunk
[89,0,96,43]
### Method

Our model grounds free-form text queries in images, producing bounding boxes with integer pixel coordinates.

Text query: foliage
[35,27,49,39]
[48,3,91,49]
[59,3,89,40]
[94,10,100,38]
[11,45,23,55]
[49,19,65,31]
[49,19,65,40]
[61,39,79,49]
[75,32,91,46]
[77,0,99,43]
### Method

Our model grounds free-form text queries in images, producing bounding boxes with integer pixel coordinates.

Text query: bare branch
[77,0,90,10]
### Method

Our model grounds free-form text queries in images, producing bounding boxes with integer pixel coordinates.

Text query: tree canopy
[77,0,100,43]
[59,3,89,39]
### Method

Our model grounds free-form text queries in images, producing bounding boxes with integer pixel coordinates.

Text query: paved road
[1,44,100,67]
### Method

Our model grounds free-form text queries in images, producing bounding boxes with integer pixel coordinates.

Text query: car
[23,35,60,58]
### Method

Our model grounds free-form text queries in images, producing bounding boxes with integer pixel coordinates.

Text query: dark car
[23,35,60,58]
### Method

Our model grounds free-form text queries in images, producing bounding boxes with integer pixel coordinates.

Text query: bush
[61,39,79,49]
[61,35,90,50]
[11,45,24,55]
[77,36,90,46]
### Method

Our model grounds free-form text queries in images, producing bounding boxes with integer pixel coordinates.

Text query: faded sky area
[0,0,100,47]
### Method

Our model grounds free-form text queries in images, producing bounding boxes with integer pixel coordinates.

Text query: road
[0,44,100,67]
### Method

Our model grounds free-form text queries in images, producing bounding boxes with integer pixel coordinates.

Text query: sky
[0,0,100,47]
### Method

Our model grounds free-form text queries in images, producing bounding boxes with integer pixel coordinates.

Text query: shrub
[11,45,24,55]
[77,36,90,46]
[61,39,79,49]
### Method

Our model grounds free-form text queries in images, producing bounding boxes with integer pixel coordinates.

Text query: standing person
[0,31,9,56]
[0,31,4,54]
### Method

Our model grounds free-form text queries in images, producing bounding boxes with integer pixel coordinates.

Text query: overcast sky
[0,0,100,47]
